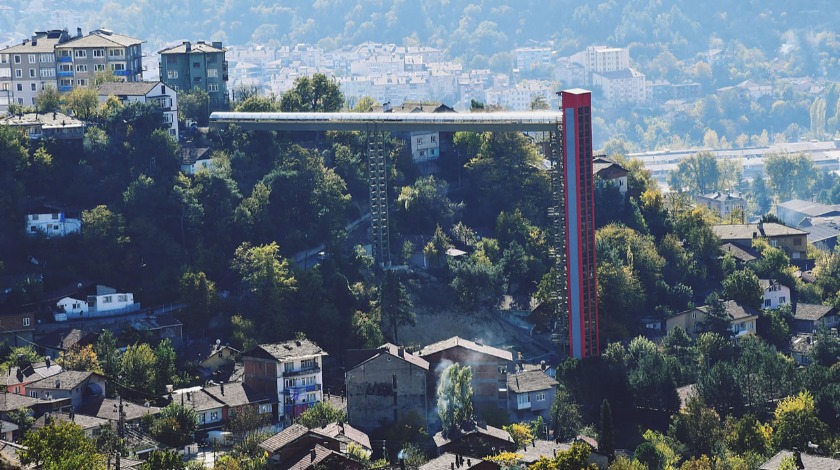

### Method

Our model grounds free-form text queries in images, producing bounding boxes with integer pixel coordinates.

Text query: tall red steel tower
[561,89,599,358]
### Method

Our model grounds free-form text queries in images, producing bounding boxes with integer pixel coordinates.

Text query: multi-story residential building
[570,45,630,84]
[593,157,629,196]
[418,337,513,415]
[243,340,327,424]
[695,192,747,221]
[484,79,554,111]
[666,300,759,339]
[0,30,70,110]
[158,41,228,111]
[25,204,81,237]
[506,368,558,422]
[53,29,144,92]
[96,81,178,139]
[515,47,553,74]
[793,304,839,334]
[345,343,429,432]
[591,68,647,105]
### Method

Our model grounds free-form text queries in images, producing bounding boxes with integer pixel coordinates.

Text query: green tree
[668,396,722,457]
[94,330,121,384]
[699,292,733,338]
[549,386,582,441]
[141,449,186,470]
[811,327,840,366]
[599,399,615,458]
[772,391,828,452]
[178,271,217,329]
[279,74,343,112]
[668,151,720,194]
[437,363,474,436]
[179,88,210,125]
[530,441,597,470]
[155,339,178,396]
[722,269,763,310]
[235,94,280,112]
[610,457,648,470]
[395,175,458,233]
[296,401,347,429]
[228,405,271,440]
[724,414,771,457]
[150,403,199,448]
[20,420,105,470]
[232,242,297,338]
[765,153,816,201]
[35,85,62,113]
[62,86,99,120]
[449,255,503,309]
[379,270,415,344]
[121,343,157,397]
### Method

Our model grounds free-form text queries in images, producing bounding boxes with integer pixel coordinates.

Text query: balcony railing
[283,383,321,395]
[57,71,73,77]
[57,56,72,63]
[282,366,320,377]
[114,70,130,76]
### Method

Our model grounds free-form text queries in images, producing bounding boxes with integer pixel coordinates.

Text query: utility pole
[114,395,125,470]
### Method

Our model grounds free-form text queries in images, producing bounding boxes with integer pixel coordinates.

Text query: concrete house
[666,301,759,339]
[96,81,178,139]
[27,370,106,410]
[345,343,429,432]
[54,284,138,321]
[0,312,35,348]
[0,358,62,396]
[432,422,515,457]
[243,339,327,424]
[712,223,808,259]
[506,369,559,422]
[25,205,81,237]
[158,41,228,111]
[0,112,85,140]
[593,156,629,196]
[418,337,513,415]
[793,304,839,334]
[760,279,790,310]
[695,192,746,221]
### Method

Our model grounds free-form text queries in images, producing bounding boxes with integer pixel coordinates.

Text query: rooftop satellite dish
[216,339,221,345]
[77,283,83,288]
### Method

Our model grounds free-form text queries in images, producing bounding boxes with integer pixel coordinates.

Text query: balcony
[282,366,320,377]
[57,56,72,63]
[57,71,73,77]
[58,86,72,92]
[283,383,321,395]
[114,70,130,77]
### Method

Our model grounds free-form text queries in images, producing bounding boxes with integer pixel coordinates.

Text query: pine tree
[599,399,615,458]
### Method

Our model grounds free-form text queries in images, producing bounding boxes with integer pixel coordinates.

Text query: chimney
[398,347,405,358]
[310,449,316,462]
[220,382,224,395]
[45,357,51,368]
[184,41,191,53]
[76,27,82,38]
[466,459,471,466]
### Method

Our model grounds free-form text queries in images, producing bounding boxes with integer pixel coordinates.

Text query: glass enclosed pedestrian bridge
[209,111,563,132]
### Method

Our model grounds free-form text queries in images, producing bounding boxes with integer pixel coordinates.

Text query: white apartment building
[515,47,552,73]
[484,79,554,111]
[591,68,647,105]
[760,279,790,310]
[570,45,630,85]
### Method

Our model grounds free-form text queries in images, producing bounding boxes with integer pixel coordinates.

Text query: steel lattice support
[548,125,569,357]
[367,130,391,266]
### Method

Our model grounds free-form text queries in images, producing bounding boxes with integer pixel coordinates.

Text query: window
[284,378,295,388]
[29,55,36,63]
[40,54,53,63]
[15,69,22,78]
[193,62,200,68]
[780,297,786,304]
[764,299,771,308]
[94,64,105,71]
[14,55,21,64]
[167,70,178,79]
[301,359,315,369]
[117,294,127,302]
[73,50,87,58]
[210,411,219,421]
[30,83,36,91]
[535,392,546,401]
[303,376,315,386]
[58,50,71,57]
[497,365,507,374]
[306,393,316,403]
[259,404,271,414]
[29,69,35,78]
[76,79,87,86]
[770,240,778,247]
[31,214,39,221]
[431,135,437,143]
[208,83,218,92]
[103,296,112,303]
[16,83,22,91]
[108,49,124,57]
[22,317,30,327]
[110,63,125,71]
[40,69,55,78]
[284,362,294,372]
[0,54,7,63]
[29,391,37,398]
[517,394,529,405]
[60,79,72,87]
[207,68,218,78]
[794,238,802,246]
[75,64,87,72]
[59,64,72,72]
[93,49,105,57]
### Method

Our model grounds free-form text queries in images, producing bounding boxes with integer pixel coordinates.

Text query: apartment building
[242,339,327,424]
[0,30,71,110]
[53,29,144,91]
[570,45,630,84]
[96,81,178,139]
[158,41,228,111]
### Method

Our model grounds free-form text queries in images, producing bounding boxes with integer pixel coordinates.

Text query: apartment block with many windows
[0,30,71,111]
[53,29,144,92]
[158,41,228,111]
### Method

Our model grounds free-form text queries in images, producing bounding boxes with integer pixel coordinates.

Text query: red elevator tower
[562,89,599,358]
